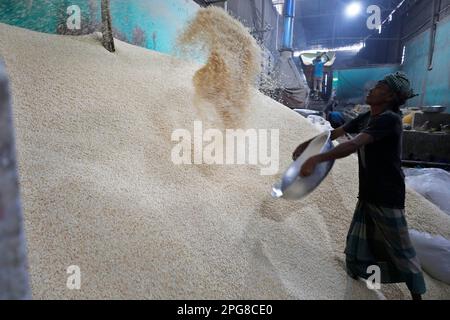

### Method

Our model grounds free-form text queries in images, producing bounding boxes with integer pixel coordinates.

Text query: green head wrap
[382,71,418,100]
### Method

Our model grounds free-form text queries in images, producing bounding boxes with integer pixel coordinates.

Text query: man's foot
[411,293,422,300]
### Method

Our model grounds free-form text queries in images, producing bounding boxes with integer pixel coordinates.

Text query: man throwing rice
[294,72,425,300]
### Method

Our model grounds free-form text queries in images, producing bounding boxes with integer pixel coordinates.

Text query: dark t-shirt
[343,111,405,208]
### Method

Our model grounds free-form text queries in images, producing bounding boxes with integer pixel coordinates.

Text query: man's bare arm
[293,127,346,160]
[316,133,373,162]
[300,133,374,176]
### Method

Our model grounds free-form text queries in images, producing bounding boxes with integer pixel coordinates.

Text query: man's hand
[300,156,320,177]
[330,127,345,141]
[300,133,373,177]
[292,138,313,161]
[293,129,344,161]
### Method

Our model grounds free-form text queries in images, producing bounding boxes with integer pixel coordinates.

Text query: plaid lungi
[345,200,426,295]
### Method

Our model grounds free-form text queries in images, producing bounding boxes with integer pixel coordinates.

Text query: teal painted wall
[107,0,199,54]
[401,16,450,109]
[0,0,97,33]
[0,0,199,55]
[335,16,450,108]
[0,0,70,33]
[334,65,400,102]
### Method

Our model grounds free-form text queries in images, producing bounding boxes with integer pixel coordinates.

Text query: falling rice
[177,7,261,127]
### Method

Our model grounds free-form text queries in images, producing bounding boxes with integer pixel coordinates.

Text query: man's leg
[365,203,427,298]
[344,201,373,280]
[314,79,321,99]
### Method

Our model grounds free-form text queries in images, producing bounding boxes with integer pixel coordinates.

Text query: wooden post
[0,61,31,299]
[101,0,115,52]
[427,0,439,70]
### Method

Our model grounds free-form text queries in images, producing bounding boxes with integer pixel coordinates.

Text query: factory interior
[0,0,449,301]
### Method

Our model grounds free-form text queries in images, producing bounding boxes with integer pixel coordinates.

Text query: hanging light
[345,2,362,17]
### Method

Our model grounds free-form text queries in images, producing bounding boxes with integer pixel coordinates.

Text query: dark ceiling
[294,0,407,49]
[193,0,416,50]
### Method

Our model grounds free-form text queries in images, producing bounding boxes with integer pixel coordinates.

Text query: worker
[293,72,425,300]
[312,52,329,100]
[324,93,346,128]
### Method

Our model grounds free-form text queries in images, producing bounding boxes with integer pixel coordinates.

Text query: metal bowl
[293,108,323,118]
[421,105,446,113]
[271,130,335,200]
